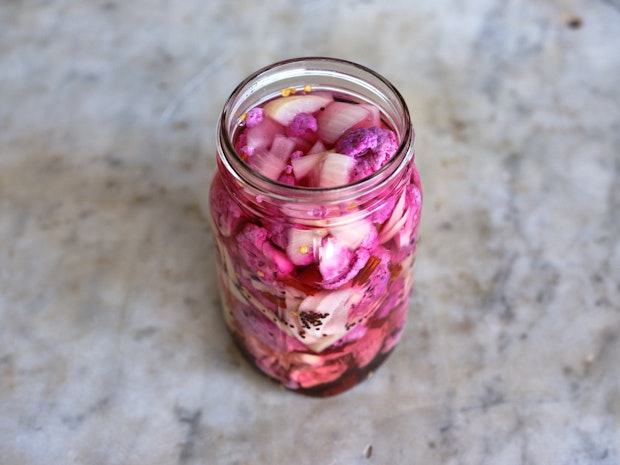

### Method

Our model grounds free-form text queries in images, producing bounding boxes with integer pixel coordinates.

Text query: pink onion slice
[318,152,355,188]
[246,148,288,180]
[290,151,327,182]
[263,93,334,126]
[286,227,328,266]
[245,117,284,152]
[330,218,375,249]
[316,101,371,145]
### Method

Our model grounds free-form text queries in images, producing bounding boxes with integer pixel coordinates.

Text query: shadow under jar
[209,57,422,397]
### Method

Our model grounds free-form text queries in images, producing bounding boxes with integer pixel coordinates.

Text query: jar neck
[216,57,415,218]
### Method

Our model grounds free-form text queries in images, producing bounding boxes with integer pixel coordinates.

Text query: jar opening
[216,57,415,204]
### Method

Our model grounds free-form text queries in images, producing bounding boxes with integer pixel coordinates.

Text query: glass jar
[209,57,422,396]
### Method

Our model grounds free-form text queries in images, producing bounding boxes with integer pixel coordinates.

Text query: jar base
[231,335,396,397]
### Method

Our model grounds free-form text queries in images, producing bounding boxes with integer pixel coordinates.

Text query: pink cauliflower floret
[359,224,379,250]
[335,127,397,159]
[318,237,353,282]
[233,303,305,353]
[236,224,293,284]
[262,220,288,250]
[210,179,245,236]
[244,107,264,128]
[321,247,371,290]
[370,191,399,224]
[372,176,420,228]
[345,247,392,323]
[286,112,318,137]
[335,127,399,182]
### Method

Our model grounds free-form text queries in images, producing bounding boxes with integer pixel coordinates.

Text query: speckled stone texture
[1,0,619,464]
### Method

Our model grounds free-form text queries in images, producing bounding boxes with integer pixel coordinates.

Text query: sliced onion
[245,117,284,152]
[330,218,374,249]
[355,103,382,128]
[307,140,327,155]
[394,186,422,248]
[316,101,370,145]
[246,148,287,180]
[290,151,327,182]
[270,133,296,160]
[381,212,408,245]
[289,136,314,154]
[379,189,407,243]
[263,93,334,126]
[318,152,355,188]
[297,288,352,352]
[286,228,327,266]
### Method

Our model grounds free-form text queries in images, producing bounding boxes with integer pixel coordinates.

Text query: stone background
[1,1,619,464]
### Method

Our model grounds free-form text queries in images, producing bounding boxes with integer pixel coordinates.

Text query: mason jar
[209,57,422,396]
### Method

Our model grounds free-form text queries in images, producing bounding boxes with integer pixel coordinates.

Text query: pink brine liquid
[210,83,421,396]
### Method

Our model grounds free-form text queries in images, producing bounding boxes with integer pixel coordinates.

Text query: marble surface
[1,0,619,463]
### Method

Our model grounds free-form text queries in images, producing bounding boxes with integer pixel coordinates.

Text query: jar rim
[216,56,414,204]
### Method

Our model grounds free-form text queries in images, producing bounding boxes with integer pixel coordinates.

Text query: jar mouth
[217,56,414,203]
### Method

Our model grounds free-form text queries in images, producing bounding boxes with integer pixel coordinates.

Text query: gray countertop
[1,1,619,464]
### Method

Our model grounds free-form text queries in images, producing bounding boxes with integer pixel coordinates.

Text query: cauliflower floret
[321,247,371,290]
[236,224,293,284]
[335,127,399,182]
[244,107,264,128]
[318,236,354,282]
[210,178,245,236]
[286,112,318,137]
